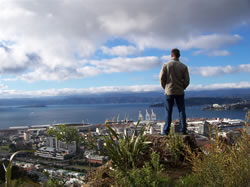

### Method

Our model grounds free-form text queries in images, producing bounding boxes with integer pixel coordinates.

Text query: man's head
[171,48,180,59]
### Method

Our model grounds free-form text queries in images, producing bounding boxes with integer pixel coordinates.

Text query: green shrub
[43,174,66,187]
[102,122,179,186]
[116,152,174,187]
[180,113,250,187]
[166,129,185,165]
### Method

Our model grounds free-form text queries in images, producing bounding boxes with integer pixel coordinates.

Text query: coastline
[0,103,246,129]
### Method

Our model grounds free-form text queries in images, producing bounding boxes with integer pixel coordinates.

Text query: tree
[47,125,82,153]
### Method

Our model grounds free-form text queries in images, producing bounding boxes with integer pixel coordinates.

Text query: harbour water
[0,103,246,129]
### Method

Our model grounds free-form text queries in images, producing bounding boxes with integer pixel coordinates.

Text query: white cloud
[161,55,171,62]
[0,43,37,74]
[238,64,250,72]
[20,66,101,82]
[208,50,231,56]
[0,83,8,89]
[2,78,18,82]
[188,82,250,91]
[101,45,139,56]
[1,82,250,98]
[193,49,231,56]
[89,56,160,73]
[0,0,249,81]
[98,11,153,35]
[0,85,161,98]
[17,56,160,82]
[190,64,250,77]
[180,34,241,50]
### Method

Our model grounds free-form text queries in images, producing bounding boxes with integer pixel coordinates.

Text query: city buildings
[35,136,76,160]
[0,112,247,178]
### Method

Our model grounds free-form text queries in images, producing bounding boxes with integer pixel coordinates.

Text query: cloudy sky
[0,0,250,97]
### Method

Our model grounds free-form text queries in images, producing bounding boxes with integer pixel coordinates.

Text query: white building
[187,121,210,136]
[24,132,30,141]
[143,122,162,135]
[46,137,76,153]
[222,119,244,126]
[9,126,28,135]
[35,137,76,160]
[96,127,107,135]
[28,128,47,136]
[213,104,221,108]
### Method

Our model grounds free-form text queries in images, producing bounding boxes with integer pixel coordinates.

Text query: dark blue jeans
[163,95,187,135]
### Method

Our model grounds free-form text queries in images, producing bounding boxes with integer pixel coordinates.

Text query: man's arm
[183,66,190,89]
[159,64,167,89]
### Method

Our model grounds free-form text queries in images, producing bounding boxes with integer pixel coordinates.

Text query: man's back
[160,48,189,135]
[160,59,189,95]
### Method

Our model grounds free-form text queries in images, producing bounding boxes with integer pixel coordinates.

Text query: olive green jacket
[159,59,190,95]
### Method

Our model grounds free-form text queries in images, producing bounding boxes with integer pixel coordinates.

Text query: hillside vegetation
[84,115,250,187]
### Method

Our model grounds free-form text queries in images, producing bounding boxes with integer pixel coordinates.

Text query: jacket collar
[170,58,180,62]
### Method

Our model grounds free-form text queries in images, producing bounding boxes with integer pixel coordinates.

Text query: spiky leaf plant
[103,121,151,173]
[3,150,39,187]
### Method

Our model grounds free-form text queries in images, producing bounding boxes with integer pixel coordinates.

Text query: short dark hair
[171,48,180,58]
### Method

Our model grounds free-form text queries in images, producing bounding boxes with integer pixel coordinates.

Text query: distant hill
[150,97,245,107]
[0,88,249,106]
[186,88,250,98]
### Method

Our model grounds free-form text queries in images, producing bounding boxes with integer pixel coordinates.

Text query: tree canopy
[47,125,81,144]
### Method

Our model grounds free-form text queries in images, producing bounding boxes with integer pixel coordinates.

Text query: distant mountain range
[0,88,249,106]
[185,88,250,98]
[150,97,246,107]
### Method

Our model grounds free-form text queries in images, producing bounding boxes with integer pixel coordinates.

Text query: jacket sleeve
[159,64,167,89]
[183,66,190,89]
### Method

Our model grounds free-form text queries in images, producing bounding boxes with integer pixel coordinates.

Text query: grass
[180,111,250,187]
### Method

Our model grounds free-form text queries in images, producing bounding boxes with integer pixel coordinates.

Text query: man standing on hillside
[159,48,190,135]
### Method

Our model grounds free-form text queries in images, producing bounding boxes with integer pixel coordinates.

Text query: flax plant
[3,150,39,187]
[103,121,151,173]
